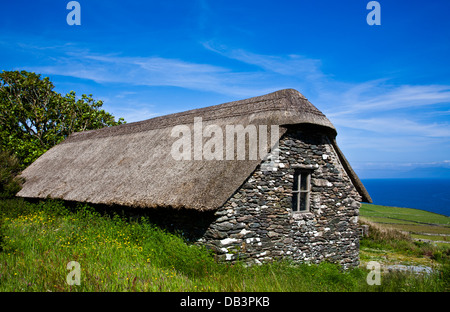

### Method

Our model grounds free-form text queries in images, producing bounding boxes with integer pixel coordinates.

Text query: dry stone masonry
[198,126,362,269]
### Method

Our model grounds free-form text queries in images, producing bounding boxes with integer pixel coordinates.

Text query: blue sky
[1,0,449,179]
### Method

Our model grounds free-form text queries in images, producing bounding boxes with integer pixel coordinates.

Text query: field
[360,204,450,239]
[0,198,448,292]
[359,203,450,271]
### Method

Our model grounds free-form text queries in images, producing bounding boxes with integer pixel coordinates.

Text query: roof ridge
[65,89,330,143]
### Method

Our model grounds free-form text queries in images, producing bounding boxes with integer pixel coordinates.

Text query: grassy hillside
[0,198,448,292]
[360,203,450,244]
[361,204,450,225]
[359,203,450,270]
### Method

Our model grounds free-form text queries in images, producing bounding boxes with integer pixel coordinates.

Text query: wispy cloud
[333,116,450,138]
[11,40,450,165]
[106,103,160,123]
[321,80,450,144]
[24,46,281,98]
[328,82,450,116]
[203,41,325,79]
[353,160,450,170]
[202,42,450,145]
[351,159,450,179]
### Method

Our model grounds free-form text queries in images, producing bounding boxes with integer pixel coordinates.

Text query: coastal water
[361,179,450,217]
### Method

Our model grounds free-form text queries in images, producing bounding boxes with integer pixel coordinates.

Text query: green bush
[0,150,23,198]
[1,70,126,168]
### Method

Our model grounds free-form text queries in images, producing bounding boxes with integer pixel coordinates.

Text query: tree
[0,70,125,167]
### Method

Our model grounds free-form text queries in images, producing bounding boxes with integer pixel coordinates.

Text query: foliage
[0,150,23,198]
[0,70,125,167]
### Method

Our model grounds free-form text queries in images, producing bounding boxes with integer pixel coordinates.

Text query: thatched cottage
[18,89,371,268]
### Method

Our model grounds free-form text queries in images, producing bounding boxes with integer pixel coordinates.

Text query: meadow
[0,198,448,292]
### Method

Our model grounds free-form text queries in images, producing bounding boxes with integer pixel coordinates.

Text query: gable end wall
[199,127,362,268]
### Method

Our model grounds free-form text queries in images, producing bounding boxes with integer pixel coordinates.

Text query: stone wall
[198,125,362,269]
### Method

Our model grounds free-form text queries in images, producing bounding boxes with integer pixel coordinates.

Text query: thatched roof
[17,89,371,210]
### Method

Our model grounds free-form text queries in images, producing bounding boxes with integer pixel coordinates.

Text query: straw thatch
[17,89,371,210]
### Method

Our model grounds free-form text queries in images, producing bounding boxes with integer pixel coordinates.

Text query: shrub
[0,150,23,198]
[432,247,450,263]
[360,217,411,242]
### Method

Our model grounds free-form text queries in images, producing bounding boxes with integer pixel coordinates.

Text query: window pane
[300,192,308,211]
[300,173,309,191]
[293,173,300,191]
[292,192,299,211]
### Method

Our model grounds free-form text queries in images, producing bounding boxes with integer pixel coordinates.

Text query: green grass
[360,204,450,244]
[359,203,450,283]
[360,204,450,226]
[0,198,448,292]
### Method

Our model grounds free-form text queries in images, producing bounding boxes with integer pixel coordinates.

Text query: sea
[361,179,450,217]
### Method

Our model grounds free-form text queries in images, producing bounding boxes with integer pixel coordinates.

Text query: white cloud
[16,41,450,167]
[108,105,159,123]
[26,48,282,98]
[203,44,450,144]
[328,83,450,116]
[333,116,450,138]
[351,160,450,173]
[203,41,325,79]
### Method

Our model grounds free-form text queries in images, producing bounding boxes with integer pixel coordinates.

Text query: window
[292,170,311,212]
